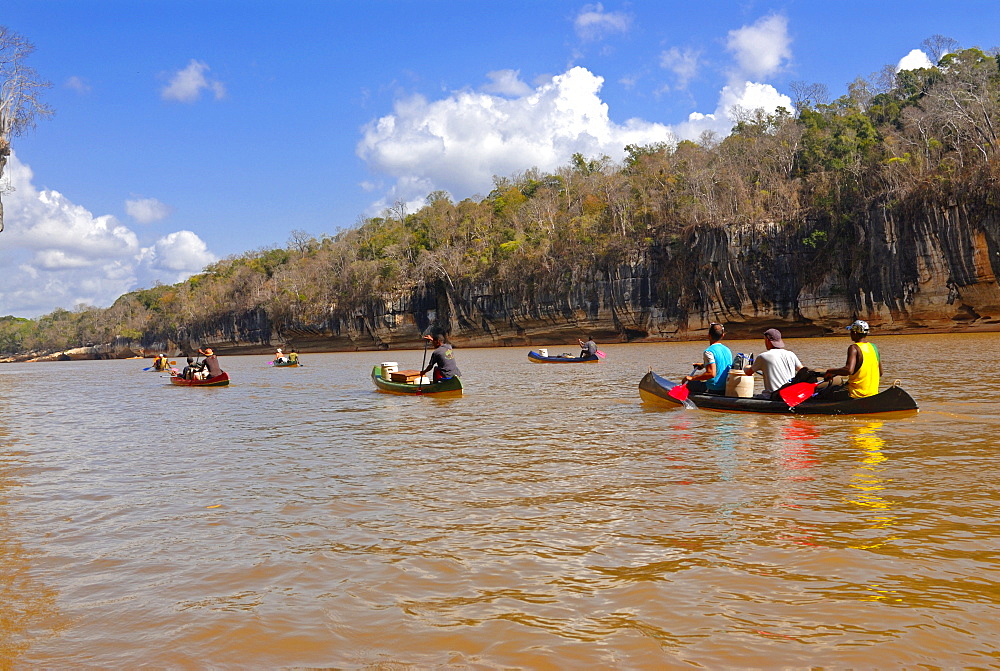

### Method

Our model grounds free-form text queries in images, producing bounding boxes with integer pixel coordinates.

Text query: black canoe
[528,350,599,364]
[638,371,918,415]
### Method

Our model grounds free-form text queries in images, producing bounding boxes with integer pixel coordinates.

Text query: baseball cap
[847,320,869,334]
[763,328,785,348]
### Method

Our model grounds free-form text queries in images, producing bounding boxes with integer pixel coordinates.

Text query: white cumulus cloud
[574,3,632,41]
[672,81,794,140]
[140,230,216,280]
[896,48,934,72]
[161,60,226,103]
[356,61,799,211]
[126,196,173,224]
[0,153,217,317]
[357,66,675,210]
[726,14,791,80]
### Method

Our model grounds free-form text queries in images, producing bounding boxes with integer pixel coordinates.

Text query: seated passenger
[682,323,732,395]
[818,320,882,400]
[745,329,803,399]
[420,332,462,382]
[578,336,598,359]
[180,357,200,380]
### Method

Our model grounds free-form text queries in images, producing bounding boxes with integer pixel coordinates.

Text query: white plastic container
[725,370,755,398]
[538,348,548,357]
[380,362,398,378]
[413,376,431,385]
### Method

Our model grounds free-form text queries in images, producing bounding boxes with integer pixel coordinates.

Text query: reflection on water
[845,421,903,603]
[1,334,1000,666]
[847,422,899,552]
[0,415,63,662]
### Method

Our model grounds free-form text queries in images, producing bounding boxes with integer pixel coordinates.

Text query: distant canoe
[169,372,231,387]
[371,365,462,395]
[528,350,599,364]
[270,360,299,367]
[637,370,918,415]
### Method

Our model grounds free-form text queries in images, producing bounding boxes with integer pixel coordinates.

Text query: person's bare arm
[824,345,860,379]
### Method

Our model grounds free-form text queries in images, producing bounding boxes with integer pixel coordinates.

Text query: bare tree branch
[0,25,54,232]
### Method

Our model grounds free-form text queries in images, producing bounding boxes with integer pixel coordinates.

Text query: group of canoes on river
[155,323,919,415]
[373,325,918,415]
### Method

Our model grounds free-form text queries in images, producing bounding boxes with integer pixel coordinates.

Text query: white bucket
[538,348,548,357]
[380,362,398,378]
[726,370,755,398]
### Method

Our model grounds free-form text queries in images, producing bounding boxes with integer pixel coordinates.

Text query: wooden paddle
[416,336,431,395]
[778,382,818,408]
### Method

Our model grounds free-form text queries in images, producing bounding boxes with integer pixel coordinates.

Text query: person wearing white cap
[744,328,804,399]
[273,347,287,364]
[820,320,882,399]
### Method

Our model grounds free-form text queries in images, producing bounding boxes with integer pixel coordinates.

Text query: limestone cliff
[33,195,998,361]
[180,196,1000,355]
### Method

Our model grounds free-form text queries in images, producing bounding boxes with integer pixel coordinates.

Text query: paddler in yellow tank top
[818,320,882,400]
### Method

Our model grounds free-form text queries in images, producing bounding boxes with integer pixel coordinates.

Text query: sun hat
[847,320,870,334]
[763,328,785,348]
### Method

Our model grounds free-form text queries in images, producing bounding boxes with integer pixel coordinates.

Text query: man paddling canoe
[682,323,732,395]
[578,336,598,360]
[420,332,461,382]
[818,320,881,400]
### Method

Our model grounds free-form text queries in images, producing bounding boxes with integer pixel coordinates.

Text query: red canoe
[169,371,230,387]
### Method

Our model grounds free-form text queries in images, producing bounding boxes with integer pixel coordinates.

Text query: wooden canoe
[527,350,599,364]
[371,365,462,395]
[169,371,231,387]
[638,370,917,415]
[270,360,299,367]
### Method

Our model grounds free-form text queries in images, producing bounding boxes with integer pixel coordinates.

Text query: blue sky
[2,0,998,317]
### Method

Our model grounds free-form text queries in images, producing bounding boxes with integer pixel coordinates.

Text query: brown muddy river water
[1,334,999,667]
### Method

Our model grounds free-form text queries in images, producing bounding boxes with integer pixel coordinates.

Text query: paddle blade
[142,366,153,371]
[667,383,690,402]
[595,350,606,359]
[778,382,817,408]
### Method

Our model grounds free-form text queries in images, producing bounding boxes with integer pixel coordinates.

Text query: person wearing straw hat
[744,328,804,399]
[197,347,224,379]
[818,320,882,400]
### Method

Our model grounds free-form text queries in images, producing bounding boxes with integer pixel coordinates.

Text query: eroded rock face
[32,196,1000,360]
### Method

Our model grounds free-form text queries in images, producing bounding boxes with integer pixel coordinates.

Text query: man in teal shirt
[682,323,733,395]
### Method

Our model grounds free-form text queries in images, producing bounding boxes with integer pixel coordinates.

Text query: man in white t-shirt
[744,328,803,399]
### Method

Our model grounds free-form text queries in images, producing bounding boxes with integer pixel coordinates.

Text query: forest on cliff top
[2,45,999,356]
